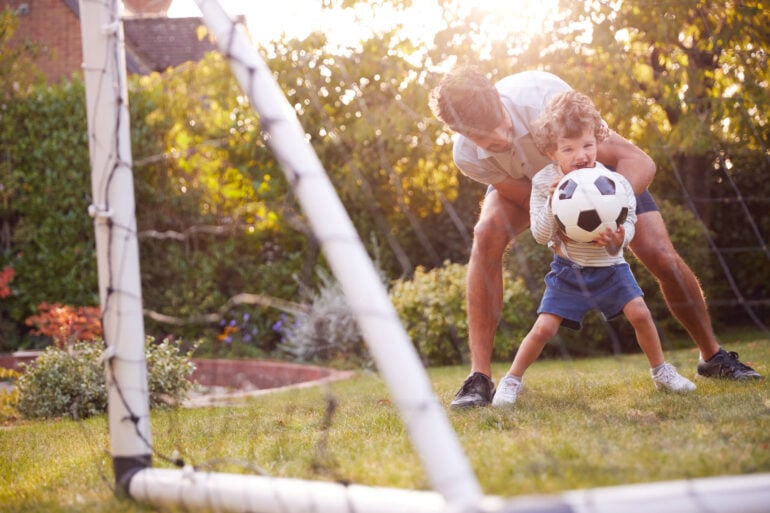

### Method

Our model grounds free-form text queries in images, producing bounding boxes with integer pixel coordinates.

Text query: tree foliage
[0,0,766,357]
[524,0,770,324]
[422,0,770,326]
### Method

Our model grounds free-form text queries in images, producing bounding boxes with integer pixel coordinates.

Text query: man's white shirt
[452,70,572,185]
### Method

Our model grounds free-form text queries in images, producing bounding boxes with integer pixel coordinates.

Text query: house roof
[62,0,79,16]
[61,0,234,75]
[122,16,217,74]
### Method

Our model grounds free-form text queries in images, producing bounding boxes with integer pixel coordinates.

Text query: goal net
[76,0,770,512]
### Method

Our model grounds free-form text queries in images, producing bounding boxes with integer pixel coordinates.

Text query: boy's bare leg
[623,297,664,368]
[510,313,561,377]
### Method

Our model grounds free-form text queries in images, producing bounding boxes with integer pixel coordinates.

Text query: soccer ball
[551,167,630,243]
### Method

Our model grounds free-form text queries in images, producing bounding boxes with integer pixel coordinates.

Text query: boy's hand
[547,177,562,206]
[592,225,624,255]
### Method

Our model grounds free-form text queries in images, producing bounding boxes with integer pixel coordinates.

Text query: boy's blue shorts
[537,256,644,330]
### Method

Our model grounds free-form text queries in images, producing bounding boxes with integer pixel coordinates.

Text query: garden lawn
[1,337,768,513]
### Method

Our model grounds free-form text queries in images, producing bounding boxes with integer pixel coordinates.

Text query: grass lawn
[1,334,768,512]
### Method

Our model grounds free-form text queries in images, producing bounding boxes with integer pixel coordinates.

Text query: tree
[522,0,770,225]
[521,0,770,323]
[0,8,44,100]
[0,7,45,258]
[264,26,479,278]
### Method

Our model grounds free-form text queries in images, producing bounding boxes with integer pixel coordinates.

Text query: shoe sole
[654,383,696,393]
[695,371,762,381]
[450,400,491,409]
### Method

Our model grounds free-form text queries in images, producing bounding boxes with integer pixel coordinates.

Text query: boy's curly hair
[531,90,609,155]
[429,65,506,137]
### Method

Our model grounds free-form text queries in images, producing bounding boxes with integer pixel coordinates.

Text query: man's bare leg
[630,211,720,358]
[451,190,530,407]
[631,211,761,379]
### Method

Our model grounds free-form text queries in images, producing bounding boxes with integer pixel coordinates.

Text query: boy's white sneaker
[492,374,522,407]
[652,363,696,393]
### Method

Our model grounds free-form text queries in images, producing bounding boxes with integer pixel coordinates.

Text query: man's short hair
[429,65,505,136]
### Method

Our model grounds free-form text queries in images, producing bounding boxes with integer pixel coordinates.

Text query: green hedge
[1,80,96,328]
[1,60,313,353]
[0,55,726,361]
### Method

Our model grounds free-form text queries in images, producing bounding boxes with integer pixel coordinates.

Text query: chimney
[123,0,173,16]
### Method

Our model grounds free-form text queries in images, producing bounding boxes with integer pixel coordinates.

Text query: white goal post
[78,1,770,512]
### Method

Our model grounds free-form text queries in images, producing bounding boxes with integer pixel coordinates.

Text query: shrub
[0,367,20,423]
[16,337,196,419]
[145,338,199,408]
[277,272,370,368]
[16,342,106,419]
[0,266,13,298]
[1,78,97,326]
[24,302,102,347]
[389,261,536,366]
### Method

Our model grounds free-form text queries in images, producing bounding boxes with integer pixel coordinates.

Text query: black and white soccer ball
[551,167,630,243]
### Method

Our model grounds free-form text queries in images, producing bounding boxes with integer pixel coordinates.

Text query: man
[429,66,761,408]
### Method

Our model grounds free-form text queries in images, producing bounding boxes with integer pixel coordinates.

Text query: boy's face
[550,128,597,173]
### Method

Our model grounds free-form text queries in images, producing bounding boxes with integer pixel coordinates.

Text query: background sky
[164,0,556,49]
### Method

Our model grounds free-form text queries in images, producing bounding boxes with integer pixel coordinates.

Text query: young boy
[492,90,695,407]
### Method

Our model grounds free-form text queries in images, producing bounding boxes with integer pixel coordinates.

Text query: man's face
[551,128,598,173]
[464,108,514,153]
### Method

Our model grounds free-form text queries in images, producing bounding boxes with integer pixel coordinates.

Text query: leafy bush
[0,367,20,423]
[389,261,536,366]
[1,59,311,354]
[0,266,13,298]
[277,272,370,368]
[16,342,105,419]
[24,302,102,347]
[145,338,199,407]
[0,78,97,325]
[16,338,196,419]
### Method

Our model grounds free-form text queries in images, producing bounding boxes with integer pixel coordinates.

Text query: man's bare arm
[597,131,656,195]
[490,176,532,210]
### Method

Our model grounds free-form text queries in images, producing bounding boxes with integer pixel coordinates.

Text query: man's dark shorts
[635,190,658,215]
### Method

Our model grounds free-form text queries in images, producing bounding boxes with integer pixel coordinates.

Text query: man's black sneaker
[697,349,762,380]
[450,372,495,408]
